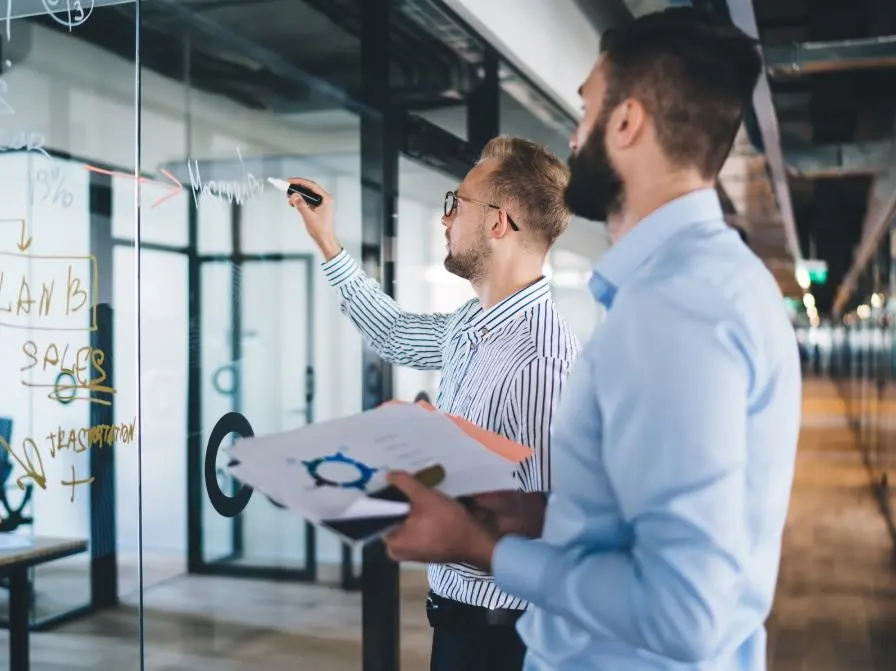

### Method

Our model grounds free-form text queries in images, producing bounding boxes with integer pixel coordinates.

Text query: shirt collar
[466,276,552,338]
[589,188,724,308]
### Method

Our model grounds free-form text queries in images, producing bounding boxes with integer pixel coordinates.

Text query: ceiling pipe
[150,0,379,120]
[765,35,896,78]
[726,0,802,263]
[785,140,895,179]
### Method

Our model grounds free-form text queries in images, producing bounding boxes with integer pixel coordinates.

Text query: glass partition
[134,0,370,666]
[0,1,591,668]
[0,1,141,667]
[824,227,895,550]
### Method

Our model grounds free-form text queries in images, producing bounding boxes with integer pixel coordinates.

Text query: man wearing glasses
[288,135,579,671]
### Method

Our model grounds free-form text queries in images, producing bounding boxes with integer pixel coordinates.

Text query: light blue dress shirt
[493,188,802,670]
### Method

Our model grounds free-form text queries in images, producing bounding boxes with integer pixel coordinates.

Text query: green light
[797,259,828,287]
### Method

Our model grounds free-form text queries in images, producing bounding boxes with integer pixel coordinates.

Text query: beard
[564,116,624,223]
[444,233,490,282]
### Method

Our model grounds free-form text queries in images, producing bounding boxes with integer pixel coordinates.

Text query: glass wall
[830,306,895,511]
[0,1,592,668]
[0,1,141,667]
[817,226,895,546]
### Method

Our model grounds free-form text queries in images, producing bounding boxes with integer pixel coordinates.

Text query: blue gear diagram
[297,451,379,491]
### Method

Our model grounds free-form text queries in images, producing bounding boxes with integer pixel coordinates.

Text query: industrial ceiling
[581,0,896,321]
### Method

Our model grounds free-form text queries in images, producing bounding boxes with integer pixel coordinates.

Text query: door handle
[305,365,315,406]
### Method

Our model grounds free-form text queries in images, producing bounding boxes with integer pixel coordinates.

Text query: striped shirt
[322,249,580,610]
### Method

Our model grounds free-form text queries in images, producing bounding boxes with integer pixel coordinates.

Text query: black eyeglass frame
[443,191,520,231]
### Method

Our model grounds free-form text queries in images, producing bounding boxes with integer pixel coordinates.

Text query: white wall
[441,0,600,116]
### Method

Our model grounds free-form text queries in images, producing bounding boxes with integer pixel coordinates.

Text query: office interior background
[0,0,893,669]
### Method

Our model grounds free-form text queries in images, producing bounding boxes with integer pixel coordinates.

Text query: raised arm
[288,177,455,370]
[321,250,457,370]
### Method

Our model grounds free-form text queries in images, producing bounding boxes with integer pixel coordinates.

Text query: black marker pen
[267,177,323,207]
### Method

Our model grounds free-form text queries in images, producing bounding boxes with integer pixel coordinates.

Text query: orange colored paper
[382,400,532,464]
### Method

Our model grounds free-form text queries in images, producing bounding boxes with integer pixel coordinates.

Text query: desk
[0,537,89,671]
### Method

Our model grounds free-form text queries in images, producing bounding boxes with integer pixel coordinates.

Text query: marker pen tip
[267,177,289,192]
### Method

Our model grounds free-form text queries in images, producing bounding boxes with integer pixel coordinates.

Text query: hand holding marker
[270,177,342,261]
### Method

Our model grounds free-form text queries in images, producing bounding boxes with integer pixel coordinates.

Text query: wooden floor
[0,377,893,670]
[767,377,896,671]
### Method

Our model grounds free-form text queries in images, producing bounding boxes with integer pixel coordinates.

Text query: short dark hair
[598,8,761,179]
[479,136,571,248]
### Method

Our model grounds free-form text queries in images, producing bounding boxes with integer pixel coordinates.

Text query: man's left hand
[382,471,498,571]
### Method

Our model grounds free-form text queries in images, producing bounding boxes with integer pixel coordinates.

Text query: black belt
[426,591,524,629]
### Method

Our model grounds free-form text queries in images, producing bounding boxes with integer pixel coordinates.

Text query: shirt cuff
[492,534,557,605]
[321,249,362,288]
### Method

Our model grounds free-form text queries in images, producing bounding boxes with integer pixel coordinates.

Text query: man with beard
[287,135,579,671]
[380,7,802,671]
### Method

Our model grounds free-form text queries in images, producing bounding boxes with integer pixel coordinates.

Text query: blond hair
[479,135,571,248]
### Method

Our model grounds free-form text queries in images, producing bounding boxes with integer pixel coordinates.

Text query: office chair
[0,418,34,533]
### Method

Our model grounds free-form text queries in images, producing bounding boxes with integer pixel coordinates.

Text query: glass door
[199,251,318,578]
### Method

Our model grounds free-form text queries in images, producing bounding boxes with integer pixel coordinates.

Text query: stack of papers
[226,402,530,545]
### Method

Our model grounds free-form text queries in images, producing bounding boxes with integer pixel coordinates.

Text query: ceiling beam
[149,0,378,120]
[785,140,895,178]
[727,0,802,265]
[765,35,896,78]
[833,167,896,318]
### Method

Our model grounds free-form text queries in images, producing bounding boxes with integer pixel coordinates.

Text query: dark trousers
[430,624,526,671]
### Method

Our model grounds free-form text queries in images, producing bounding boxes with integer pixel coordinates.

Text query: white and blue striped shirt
[322,249,579,610]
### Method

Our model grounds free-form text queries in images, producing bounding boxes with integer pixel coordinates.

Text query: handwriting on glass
[0,218,96,330]
[34,167,74,208]
[0,62,52,159]
[21,341,115,406]
[83,164,183,209]
[0,212,125,503]
[0,255,95,328]
[0,418,136,502]
[40,0,95,30]
[187,147,265,206]
[3,0,95,51]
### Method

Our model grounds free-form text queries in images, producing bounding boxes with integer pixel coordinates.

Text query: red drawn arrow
[83,165,184,209]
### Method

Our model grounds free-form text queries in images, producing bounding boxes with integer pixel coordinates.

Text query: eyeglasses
[443,191,520,231]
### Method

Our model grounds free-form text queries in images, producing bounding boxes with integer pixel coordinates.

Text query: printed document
[225,402,531,545]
